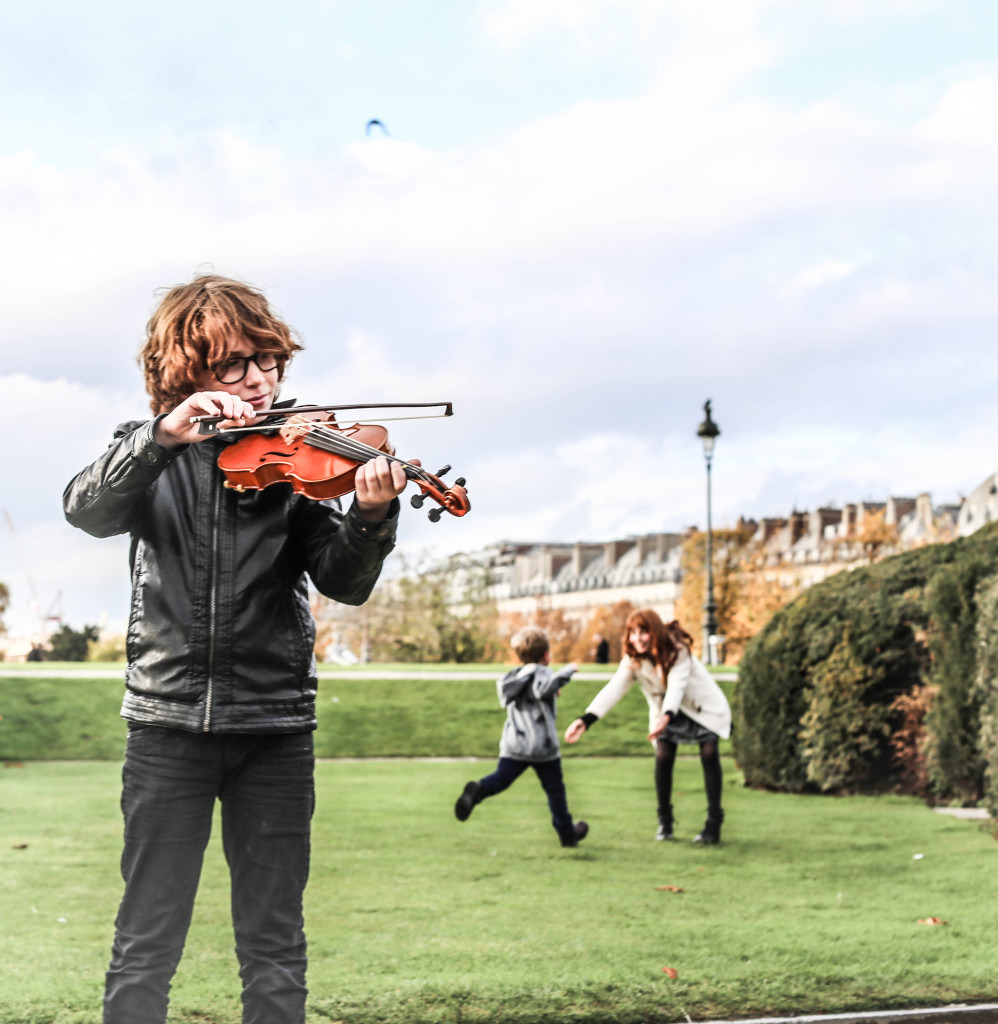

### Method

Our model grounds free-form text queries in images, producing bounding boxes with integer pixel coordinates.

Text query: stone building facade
[449,491,962,628]
[957,474,998,537]
[469,533,684,625]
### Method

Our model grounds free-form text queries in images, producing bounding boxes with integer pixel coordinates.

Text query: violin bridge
[279,415,314,445]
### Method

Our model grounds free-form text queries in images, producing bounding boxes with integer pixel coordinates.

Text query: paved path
[706,1006,998,1024]
[931,806,990,820]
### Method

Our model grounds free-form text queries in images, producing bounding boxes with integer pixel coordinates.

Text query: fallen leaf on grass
[662,967,679,979]
[4,762,24,768]
[917,917,947,925]
[12,844,28,850]
[654,885,686,892]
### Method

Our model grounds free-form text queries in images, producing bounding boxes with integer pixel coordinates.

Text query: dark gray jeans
[104,725,315,1024]
[478,756,575,838]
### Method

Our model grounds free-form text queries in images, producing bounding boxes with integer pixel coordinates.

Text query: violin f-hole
[257,448,296,462]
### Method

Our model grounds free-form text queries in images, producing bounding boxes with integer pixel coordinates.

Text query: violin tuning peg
[455,477,466,487]
[410,493,426,509]
[434,465,451,478]
[428,508,443,523]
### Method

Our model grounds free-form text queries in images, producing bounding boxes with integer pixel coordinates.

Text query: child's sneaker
[560,820,589,847]
[454,781,482,821]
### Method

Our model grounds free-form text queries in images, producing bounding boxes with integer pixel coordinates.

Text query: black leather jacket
[63,417,398,734]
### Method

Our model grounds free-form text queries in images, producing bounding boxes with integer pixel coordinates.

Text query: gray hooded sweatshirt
[497,662,576,762]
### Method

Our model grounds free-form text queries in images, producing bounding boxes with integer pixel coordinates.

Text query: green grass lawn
[0,672,736,761]
[1,757,995,1024]
[0,661,737,676]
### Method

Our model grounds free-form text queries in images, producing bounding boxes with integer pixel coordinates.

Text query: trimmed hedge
[922,555,992,801]
[974,574,998,818]
[733,521,998,800]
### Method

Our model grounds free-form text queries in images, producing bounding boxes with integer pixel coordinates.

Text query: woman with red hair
[565,608,731,844]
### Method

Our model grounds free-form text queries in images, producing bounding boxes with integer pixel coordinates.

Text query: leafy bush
[973,574,998,817]
[798,628,891,792]
[922,557,991,802]
[47,623,100,661]
[887,684,933,798]
[733,522,998,796]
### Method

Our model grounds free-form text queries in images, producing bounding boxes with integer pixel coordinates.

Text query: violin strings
[317,433,427,479]
[303,429,387,464]
[302,424,432,483]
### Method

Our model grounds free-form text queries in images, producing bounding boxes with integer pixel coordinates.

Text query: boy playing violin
[63,273,407,1024]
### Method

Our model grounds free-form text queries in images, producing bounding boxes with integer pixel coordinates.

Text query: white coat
[585,648,732,739]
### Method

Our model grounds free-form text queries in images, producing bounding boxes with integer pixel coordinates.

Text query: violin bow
[192,401,454,436]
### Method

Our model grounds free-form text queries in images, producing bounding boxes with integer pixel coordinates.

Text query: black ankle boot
[560,820,589,847]
[655,805,675,841]
[454,780,482,821]
[694,809,723,845]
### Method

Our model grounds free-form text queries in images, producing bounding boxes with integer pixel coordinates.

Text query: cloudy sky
[2,0,997,637]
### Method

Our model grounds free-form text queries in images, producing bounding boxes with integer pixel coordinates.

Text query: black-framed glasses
[212,351,281,384]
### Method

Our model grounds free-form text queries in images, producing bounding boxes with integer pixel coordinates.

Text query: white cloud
[0,374,141,636]
[479,0,674,49]
[780,259,858,295]
[916,73,998,147]
[3,2,998,635]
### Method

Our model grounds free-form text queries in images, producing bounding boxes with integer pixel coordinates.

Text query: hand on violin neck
[156,391,261,449]
[354,454,417,522]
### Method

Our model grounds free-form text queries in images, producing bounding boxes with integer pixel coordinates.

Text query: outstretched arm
[565,660,635,743]
[555,662,579,686]
[535,661,578,700]
[564,717,588,743]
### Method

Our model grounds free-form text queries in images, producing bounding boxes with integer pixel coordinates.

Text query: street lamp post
[696,401,720,665]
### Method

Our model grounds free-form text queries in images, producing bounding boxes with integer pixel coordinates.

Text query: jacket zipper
[202,472,222,731]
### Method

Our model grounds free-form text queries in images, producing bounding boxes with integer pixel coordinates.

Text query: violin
[192,402,470,522]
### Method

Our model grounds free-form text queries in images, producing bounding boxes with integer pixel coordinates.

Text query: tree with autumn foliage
[725,552,801,662]
[499,606,581,663]
[675,527,798,663]
[315,553,506,663]
[569,601,635,664]
[498,601,637,666]
[856,508,899,563]
[675,526,749,660]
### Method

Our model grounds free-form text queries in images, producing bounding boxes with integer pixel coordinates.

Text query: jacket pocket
[287,589,316,679]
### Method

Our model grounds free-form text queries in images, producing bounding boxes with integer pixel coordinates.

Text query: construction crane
[2,508,63,638]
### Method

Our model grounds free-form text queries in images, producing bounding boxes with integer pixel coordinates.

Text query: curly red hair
[622,608,693,676]
[139,274,303,414]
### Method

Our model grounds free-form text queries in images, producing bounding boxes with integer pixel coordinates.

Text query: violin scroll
[409,465,470,522]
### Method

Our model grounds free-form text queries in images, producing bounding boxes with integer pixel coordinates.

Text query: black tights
[654,737,723,821]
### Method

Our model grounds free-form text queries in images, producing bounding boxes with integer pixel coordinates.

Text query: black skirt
[661,709,717,745]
